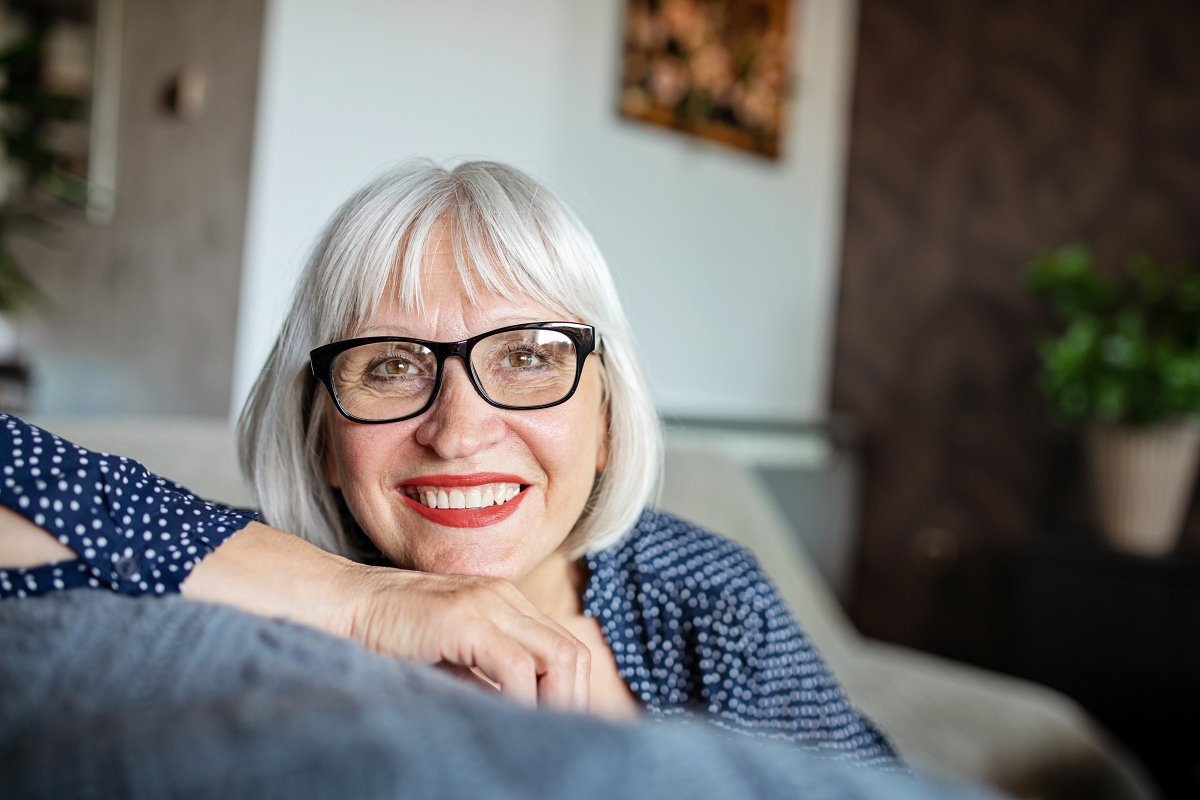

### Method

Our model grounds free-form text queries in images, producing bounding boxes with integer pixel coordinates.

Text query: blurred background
[2,0,1199,797]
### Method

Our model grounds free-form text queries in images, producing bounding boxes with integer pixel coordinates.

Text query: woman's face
[323,242,608,581]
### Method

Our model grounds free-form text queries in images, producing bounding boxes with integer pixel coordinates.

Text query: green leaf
[1027,244,1200,426]
[0,35,40,69]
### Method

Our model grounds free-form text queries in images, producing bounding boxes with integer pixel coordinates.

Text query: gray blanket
[0,591,992,799]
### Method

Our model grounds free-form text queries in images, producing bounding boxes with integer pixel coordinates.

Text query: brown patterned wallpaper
[833,0,1200,665]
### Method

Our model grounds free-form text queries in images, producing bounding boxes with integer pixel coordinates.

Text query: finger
[534,630,583,711]
[572,640,591,713]
[459,619,539,708]
[489,612,587,712]
[433,661,500,694]
[469,666,502,692]
[517,619,590,712]
[478,582,590,711]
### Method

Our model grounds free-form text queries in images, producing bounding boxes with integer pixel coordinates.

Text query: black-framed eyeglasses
[310,322,598,424]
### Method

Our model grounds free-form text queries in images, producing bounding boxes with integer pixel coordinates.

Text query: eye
[377,358,418,376]
[504,351,539,369]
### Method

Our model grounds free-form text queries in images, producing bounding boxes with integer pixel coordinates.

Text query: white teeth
[413,482,521,510]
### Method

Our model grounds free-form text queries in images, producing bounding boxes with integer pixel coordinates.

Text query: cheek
[521,373,605,500]
[326,420,416,495]
[520,414,597,478]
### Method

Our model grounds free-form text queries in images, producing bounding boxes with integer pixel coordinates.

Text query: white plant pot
[1085,418,1200,557]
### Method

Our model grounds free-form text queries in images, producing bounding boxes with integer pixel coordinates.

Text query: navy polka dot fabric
[585,510,901,768]
[0,414,256,599]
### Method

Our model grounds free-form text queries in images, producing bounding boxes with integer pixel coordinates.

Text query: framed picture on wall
[617,0,793,159]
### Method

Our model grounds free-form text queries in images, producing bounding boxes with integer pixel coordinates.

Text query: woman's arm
[0,505,75,565]
[182,521,591,711]
[0,509,589,711]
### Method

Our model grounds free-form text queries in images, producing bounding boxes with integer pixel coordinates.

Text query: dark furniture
[1011,536,1200,799]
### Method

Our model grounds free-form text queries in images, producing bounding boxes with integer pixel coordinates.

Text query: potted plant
[1030,244,1200,556]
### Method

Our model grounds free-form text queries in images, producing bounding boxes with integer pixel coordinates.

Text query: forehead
[362,250,561,341]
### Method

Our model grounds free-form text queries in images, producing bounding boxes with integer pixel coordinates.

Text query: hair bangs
[383,167,582,326]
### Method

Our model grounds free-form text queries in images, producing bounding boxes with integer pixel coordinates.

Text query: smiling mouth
[396,475,529,528]
[400,481,524,509]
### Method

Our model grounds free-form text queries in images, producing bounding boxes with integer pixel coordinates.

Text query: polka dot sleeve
[585,510,902,768]
[0,413,257,600]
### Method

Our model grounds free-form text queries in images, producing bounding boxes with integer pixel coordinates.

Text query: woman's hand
[182,522,591,712]
[342,566,591,710]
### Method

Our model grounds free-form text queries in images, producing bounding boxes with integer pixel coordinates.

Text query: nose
[414,357,505,459]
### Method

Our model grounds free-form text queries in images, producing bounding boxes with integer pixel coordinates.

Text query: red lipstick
[397,473,525,488]
[401,491,526,528]
[396,473,529,529]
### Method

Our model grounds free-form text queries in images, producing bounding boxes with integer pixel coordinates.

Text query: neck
[515,551,585,622]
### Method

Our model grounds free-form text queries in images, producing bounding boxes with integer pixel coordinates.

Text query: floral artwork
[618,0,793,159]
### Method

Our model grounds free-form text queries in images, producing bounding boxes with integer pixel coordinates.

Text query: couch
[27,415,1155,800]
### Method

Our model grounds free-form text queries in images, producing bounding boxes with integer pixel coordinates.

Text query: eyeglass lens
[330,328,580,421]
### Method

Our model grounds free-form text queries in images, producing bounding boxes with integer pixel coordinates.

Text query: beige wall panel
[15,0,264,417]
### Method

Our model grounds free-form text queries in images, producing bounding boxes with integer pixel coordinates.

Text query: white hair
[237,160,662,560]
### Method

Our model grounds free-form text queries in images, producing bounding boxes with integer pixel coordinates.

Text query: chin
[383,530,532,580]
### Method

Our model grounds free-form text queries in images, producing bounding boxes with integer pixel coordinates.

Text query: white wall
[232,0,859,422]
[551,0,859,420]
[232,0,569,413]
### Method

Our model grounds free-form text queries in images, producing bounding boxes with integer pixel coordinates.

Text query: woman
[0,161,896,766]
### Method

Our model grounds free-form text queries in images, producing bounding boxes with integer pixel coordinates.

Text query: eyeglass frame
[310,321,599,425]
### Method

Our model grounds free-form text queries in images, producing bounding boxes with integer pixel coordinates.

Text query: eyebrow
[356,316,556,339]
